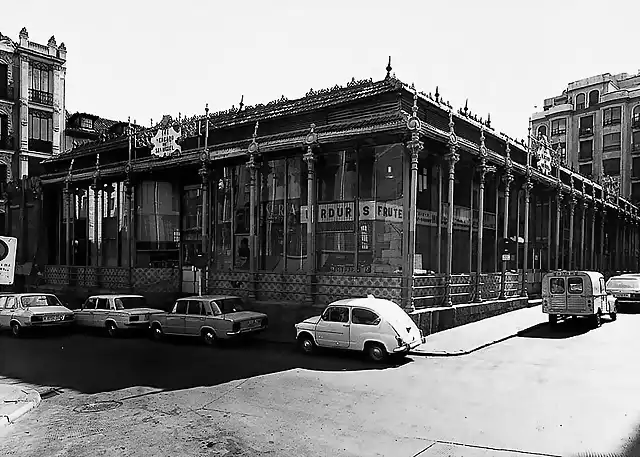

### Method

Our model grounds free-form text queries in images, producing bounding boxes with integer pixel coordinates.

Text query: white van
[542,270,617,328]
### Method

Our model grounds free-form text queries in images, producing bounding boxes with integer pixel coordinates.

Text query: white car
[73,294,164,337]
[0,293,74,337]
[294,295,425,362]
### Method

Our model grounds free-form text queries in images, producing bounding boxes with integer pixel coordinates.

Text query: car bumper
[226,325,268,337]
[27,320,74,328]
[392,337,426,353]
[125,321,151,328]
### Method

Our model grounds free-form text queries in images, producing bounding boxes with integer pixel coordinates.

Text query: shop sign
[0,236,17,285]
[151,126,181,158]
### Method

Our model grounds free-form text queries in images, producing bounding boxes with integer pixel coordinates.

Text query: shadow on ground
[0,329,411,395]
[517,316,613,340]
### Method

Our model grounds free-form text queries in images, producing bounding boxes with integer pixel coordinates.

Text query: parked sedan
[73,294,165,337]
[295,295,425,362]
[0,293,74,337]
[606,275,640,307]
[149,295,268,345]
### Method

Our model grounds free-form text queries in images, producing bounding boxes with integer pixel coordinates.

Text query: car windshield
[607,278,640,289]
[114,297,147,310]
[217,298,244,314]
[21,295,62,307]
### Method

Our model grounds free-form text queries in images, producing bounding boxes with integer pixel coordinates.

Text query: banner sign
[300,201,496,230]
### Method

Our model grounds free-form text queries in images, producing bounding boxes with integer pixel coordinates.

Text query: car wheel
[610,312,617,321]
[591,311,602,329]
[151,324,163,341]
[202,329,216,346]
[106,322,118,338]
[298,334,315,355]
[366,343,387,363]
[548,314,558,327]
[10,322,21,338]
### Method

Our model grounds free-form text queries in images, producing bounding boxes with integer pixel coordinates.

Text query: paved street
[1,313,640,457]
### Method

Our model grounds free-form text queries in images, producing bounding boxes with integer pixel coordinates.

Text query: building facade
[531,72,640,204]
[33,70,640,332]
[0,27,67,283]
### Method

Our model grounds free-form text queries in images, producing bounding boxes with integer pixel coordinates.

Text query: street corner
[0,384,42,429]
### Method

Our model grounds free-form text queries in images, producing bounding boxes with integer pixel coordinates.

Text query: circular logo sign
[0,239,9,262]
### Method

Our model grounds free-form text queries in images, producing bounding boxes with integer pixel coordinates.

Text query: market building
[33,64,640,334]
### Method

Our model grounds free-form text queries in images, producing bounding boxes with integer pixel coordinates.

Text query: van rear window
[567,278,583,294]
[550,278,565,294]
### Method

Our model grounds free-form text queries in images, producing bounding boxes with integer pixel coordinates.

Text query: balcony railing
[28,89,53,106]
[578,153,593,162]
[579,127,593,137]
[632,143,640,152]
[633,118,640,129]
[603,144,621,152]
[28,138,52,154]
[551,128,566,136]
[603,118,621,126]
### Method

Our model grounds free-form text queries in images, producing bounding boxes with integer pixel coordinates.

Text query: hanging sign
[151,126,181,158]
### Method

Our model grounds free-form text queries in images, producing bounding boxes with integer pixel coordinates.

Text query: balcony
[603,118,621,127]
[28,138,52,154]
[29,89,53,106]
[551,129,566,136]
[633,118,640,129]
[603,144,621,153]
[633,143,640,153]
[579,127,593,137]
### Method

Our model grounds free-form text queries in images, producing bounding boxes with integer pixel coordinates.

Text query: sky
[2,0,638,142]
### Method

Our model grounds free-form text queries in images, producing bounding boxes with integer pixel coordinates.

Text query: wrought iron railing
[28,89,53,106]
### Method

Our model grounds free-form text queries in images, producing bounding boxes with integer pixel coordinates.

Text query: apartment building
[0,27,67,285]
[531,72,640,203]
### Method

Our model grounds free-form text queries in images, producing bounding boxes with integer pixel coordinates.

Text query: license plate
[44,315,62,322]
[616,293,631,298]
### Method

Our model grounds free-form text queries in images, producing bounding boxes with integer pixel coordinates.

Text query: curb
[408,322,547,357]
[0,389,41,428]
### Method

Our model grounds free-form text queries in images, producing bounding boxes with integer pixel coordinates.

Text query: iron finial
[386,56,392,79]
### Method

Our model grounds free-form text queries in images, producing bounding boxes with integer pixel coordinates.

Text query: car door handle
[343,324,350,327]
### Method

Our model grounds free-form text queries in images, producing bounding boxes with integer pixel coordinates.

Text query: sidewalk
[410,300,545,356]
[0,384,41,429]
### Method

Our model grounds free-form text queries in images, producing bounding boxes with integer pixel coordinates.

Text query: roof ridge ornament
[447,110,458,148]
[385,56,392,79]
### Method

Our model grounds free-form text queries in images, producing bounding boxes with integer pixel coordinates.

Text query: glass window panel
[135,180,180,266]
[258,159,286,271]
[372,143,404,275]
[315,149,358,273]
[40,118,48,141]
[214,167,234,271]
[285,156,307,272]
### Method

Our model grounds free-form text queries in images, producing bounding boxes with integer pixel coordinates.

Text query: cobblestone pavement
[1,314,640,456]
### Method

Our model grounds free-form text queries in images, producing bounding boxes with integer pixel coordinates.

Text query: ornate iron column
[522,175,533,297]
[406,90,423,309]
[499,142,513,300]
[199,105,211,296]
[600,205,606,273]
[580,196,586,269]
[246,121,260,300]
[64,159,74,266]
[590,188,596,269]
[92,154,101,268]
[554,185,562,271]
[303,124,319,305]
[444,111,459,307]
[568,179,576,270]
[475,127,495,302]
